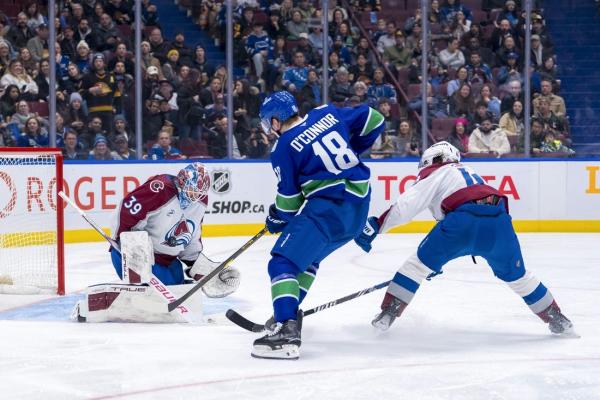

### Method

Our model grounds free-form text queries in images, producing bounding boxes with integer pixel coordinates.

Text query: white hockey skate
[539,302,579,338]
[372,295,407,331]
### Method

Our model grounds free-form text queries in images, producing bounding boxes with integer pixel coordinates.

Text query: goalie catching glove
[186,253,241,298]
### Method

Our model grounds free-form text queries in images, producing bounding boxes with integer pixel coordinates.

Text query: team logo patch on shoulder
[149,180,165,193]
[211,170,231,194]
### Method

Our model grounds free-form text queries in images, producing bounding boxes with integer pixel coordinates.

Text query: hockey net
[0,148,65,295]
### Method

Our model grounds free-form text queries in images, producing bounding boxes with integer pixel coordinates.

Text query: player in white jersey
[355,142,575,335]
[72,163,240,323]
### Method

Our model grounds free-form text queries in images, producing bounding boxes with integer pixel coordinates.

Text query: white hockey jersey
[112,174,207,265]
[379,162,508,232]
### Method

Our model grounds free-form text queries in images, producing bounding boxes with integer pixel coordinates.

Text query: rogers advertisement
[1,160,599,234]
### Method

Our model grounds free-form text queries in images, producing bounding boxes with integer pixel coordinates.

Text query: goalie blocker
[73,231,240,323]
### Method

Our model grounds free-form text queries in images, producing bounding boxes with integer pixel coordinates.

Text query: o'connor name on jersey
[290,114,339,152]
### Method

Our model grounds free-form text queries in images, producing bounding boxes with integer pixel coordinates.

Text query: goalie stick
[226,280,391,332]
[58,191,191,318]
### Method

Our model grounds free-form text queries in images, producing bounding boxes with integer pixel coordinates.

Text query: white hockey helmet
[418,141,461,170]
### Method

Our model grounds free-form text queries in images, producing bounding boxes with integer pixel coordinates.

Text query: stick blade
[226,309,265,332]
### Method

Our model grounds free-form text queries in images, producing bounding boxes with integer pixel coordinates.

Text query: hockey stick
[226,280,391,332]
[58,191,192,318]
[167,227,268,312]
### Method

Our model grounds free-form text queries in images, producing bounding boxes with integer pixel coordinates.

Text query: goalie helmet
[259,90,298,134]
[418,141,461,170]
[175,162,210,209]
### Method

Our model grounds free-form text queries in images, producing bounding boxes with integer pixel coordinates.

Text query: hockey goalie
[73,162,241,323]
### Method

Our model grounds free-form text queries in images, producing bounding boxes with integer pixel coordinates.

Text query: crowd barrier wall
[5,158,600,243]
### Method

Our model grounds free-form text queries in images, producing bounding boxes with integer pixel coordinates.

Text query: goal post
[0,148,65,295]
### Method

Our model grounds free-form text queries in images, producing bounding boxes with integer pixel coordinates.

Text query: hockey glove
[265,204,288,234]
[354,216,380,253]
[187,253,241,298]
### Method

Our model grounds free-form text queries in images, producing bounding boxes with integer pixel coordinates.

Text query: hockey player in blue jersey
[252,91,384,359]
[355,141,575,336]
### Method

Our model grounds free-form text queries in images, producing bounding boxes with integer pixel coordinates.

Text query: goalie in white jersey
[355,142,575,336]
[73,163,240,323]
[109,162,240,296]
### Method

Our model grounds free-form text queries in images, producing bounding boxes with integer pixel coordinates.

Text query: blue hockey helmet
[175,162,210,209]
[259,91,299,134]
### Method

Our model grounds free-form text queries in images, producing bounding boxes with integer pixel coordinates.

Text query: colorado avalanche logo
[149,180,165,193]
[163,219,196,247]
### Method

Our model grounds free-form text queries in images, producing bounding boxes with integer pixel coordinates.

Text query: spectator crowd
[0,0,574,159]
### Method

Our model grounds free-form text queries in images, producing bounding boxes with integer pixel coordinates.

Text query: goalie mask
[175,162,210,209]
[418,141,461,170]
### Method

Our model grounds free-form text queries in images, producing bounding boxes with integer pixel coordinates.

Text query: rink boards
[2,158,600,242]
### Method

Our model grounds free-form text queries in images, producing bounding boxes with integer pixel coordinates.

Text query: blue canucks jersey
[271,103,384,220]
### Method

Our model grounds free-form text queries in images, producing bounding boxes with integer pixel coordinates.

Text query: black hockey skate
[251,319,302,360]
[264,309,303,332]
[372,294,407,331]
[538,302,577,337]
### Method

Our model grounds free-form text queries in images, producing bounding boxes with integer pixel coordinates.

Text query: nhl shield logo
[211,170,231,194]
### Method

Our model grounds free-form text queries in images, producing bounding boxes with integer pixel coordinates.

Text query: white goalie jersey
[111,174,207,265]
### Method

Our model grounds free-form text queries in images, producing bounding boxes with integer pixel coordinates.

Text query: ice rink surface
[0,233,599,400]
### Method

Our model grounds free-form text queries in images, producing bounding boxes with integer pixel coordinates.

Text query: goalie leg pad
[120,231,155,283]
[72,283,203,323]
[187,253,241,298]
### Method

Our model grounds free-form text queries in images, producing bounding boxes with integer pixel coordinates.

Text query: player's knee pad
[268,255,301,281]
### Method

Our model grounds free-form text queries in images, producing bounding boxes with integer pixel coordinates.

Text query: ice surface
[0,234,599,400]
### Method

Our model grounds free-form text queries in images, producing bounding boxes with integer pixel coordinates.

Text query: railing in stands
[342,0,435,145]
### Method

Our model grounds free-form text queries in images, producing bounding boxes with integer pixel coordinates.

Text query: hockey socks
[271,274,300,322]
[298,264,319,303]
[509,274,554,314]
[374,254,432,330]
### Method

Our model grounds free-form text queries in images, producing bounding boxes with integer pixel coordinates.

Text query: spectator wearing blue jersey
[440,0,472,25]
[251,91,385,360]
[148,129,185,160]
[17,116,48,147]
[466,51,492,84]
[367,67,397,107]
[74,40,91,75]
[246,22,272,82]
[495,0,519,28]
[282,51,308,93]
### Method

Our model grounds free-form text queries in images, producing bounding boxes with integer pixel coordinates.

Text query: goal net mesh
[0,153,60,294]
